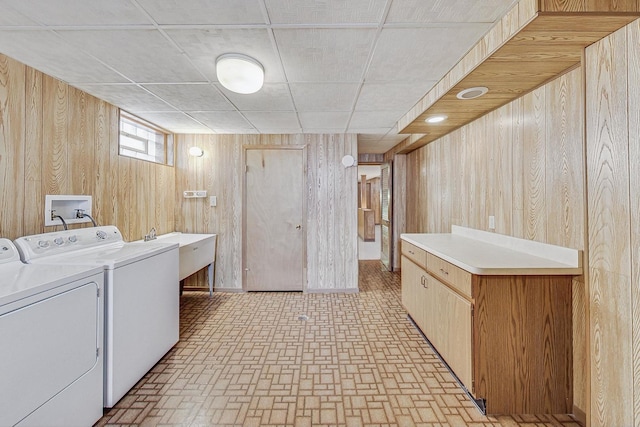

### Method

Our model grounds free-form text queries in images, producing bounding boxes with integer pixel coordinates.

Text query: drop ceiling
[0,0,518,153]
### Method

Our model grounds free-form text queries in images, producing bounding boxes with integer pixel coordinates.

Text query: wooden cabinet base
[473,275,572,415]
[401,253,573,415]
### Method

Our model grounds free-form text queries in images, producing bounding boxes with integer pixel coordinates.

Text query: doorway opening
[357,165,381,260]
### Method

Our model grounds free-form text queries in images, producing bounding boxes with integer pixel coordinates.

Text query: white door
[244,147,305,291]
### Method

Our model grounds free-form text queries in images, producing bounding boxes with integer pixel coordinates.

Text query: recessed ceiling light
[456,86,489,100]
[216,53,264,94]
[425,115,448,124]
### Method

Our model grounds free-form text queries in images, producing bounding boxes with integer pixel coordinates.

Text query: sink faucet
[144,227,157,242]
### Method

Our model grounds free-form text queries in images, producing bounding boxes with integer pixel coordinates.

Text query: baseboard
[213,287,244,293]
[572,405,586,426]
[182,286,244,293]
[305,287,359,294]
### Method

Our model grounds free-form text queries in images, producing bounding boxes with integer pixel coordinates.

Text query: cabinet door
[401,256,426,327]
[426,274,473,391]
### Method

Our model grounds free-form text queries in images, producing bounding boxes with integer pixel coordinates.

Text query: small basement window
[119,111,174,165]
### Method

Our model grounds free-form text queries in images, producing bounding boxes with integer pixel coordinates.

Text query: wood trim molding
[389,0,640,156]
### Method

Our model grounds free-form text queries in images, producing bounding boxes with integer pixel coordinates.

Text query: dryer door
[0,281,99,426]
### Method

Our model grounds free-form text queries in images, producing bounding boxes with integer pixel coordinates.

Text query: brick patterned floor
[95,261,581,427]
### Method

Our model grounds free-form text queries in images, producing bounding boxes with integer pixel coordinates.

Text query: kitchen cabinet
[401,226,582,415]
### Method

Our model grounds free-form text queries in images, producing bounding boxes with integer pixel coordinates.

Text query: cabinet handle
[408,250,415,254]
[440,268,449,275]
[421,275,428,288]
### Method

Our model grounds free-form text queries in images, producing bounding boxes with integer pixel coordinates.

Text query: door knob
[296,225,302,230]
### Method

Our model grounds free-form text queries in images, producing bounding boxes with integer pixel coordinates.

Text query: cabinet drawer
[402,241,427,269]
[427,253,472,298]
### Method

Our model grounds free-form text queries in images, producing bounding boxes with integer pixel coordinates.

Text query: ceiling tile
[189,111,255,133]
[298,112,350,130]
[56,29,206,83]
[137,0,266,25]
[365,26,490,82]
[134,112,214,133]
[0,4,40,26]
[355,81,436,112]
[349,126,394,134]
[142,84,235,111]
[265,0,387,24]
[386,0,517,23]
[0,31,128,84]
[274,28,376,82]
[0,0,150,26]
[243,111,301,132]
[165,28,285,83]
[74,84,176,112]
[220,83,295,111]
[290,83,359,112]
[349,111,404,130]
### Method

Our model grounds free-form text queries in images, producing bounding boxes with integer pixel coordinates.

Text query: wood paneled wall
[403,67,587,416]
[175,134,358,292]
[0,53,175,241]
[585,20,639,427]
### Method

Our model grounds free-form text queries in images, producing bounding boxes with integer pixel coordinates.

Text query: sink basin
[147,232,217,296]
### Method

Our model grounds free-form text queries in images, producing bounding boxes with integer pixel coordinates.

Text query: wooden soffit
[394,0,640,154]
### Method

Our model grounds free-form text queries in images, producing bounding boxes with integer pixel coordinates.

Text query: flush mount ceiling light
[216,53,264,94]
[425,114,448,124]
[456,86,489,100]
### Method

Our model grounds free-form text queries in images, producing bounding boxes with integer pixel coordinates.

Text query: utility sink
[149,232,217,296]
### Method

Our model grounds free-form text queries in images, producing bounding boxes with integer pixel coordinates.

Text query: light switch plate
[210,196,217,207]
[488,215,495,230]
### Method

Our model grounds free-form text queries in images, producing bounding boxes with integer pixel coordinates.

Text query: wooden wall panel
[628,18,640,425]
[369,177,381,224]
[0,53,176,242]
[42,75,69,198]
[175,133,358,292]
[545,71,585,250]
[511,97,526,238]
[0,55,25,239]
[523,84,547,242]
[586,24,634,427]
[404,67,586,415]
[68,87,94,199]
[24,67,42,234]
[391,154,406,271]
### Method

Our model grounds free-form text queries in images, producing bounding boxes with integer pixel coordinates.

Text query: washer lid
[28,241,178,269]
[0,263,103,308]
[0,239,20,264]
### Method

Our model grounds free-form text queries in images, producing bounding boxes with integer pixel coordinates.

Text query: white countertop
[401,226,582,275]
[151,232,216,247]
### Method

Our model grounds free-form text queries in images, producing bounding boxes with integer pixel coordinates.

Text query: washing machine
[14,226,179,408]
[0,238,104,427]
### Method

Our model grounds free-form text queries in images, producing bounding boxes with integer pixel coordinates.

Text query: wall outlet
[210,196,217,207]
[488,215,496,230]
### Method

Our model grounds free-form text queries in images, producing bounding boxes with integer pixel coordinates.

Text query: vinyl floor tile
[95,261,580,427]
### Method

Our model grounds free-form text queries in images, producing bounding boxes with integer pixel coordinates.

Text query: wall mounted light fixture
[189,147,204,157]
[216,53,264,94]
[341,154,356,168]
